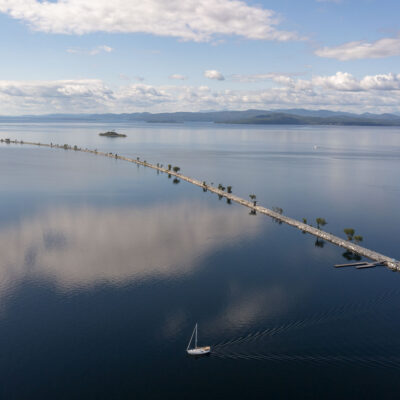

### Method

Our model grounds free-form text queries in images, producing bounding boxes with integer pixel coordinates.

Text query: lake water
[0,123,400,399]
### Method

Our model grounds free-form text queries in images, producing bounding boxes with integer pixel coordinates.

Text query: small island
[99,131,127,137]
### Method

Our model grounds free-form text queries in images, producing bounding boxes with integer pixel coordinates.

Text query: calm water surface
[0,123,400,399]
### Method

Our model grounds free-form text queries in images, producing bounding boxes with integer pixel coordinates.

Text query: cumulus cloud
[204,70,225,81]
[116,83,172,107]
[312,71,400,91]
[1,72,400,115]
[312,71,361,91]
[0,79,114,114]
[248,71,400,92]
[316,35,400,60]
[0,79,113,99]
[0,0,299,42]
[169,74,188,80]
[360,73,400,90]
[67,45,113,56]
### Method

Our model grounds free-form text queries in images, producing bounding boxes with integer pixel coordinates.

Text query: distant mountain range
[1,109,400,126]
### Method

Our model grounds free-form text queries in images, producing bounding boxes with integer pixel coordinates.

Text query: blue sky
[0,0,400,114]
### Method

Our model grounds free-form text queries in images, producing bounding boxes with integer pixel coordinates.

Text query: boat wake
[210,289,400,369]
[212,288,400,350]
[211,350,400,369]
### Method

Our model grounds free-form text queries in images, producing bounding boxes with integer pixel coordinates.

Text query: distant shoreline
[1,109,400,127]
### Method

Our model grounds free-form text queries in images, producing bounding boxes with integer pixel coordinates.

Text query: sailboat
[186,323,211,356]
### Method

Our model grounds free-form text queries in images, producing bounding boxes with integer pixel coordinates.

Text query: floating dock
[334,261,384,269]
[3,139,399,272]
[334,262,370,268]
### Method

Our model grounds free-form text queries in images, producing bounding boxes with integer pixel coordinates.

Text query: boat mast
[187,324,196,351]
[195,323,198,348]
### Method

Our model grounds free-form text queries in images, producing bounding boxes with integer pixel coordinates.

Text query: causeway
[3,138,399,271]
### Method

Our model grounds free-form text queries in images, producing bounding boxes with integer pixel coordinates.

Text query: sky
[0,0,400,115]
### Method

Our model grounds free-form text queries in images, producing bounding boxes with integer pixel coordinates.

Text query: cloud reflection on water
[0,201,262,293]
[205,285,293,338]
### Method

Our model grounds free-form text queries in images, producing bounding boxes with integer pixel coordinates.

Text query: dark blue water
[0,123,400,399]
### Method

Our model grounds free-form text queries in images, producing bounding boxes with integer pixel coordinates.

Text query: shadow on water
[342,250,362,261]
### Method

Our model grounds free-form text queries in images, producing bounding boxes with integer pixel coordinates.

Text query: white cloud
[116,83,171,107]
[312,71,400,91]
[204,70,225,81]
[360,73,400,90]
[0,79,114,114]
[67,45,113,56]
[1,72,400,115]
[0,0,299,42]
[0,79,112,98]
[312,71,361,91]
[316,35,400,60]
[169,74,188,80]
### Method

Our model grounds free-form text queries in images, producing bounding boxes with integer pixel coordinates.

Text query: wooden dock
[356,263,381,269]
[334,261,384,269]
[334,262,370,268]
[3,138,400,272]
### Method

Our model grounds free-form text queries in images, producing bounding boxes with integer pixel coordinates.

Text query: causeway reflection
[0,201,261,292]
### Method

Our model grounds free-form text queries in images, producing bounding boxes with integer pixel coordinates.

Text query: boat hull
[187,346,211,356]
